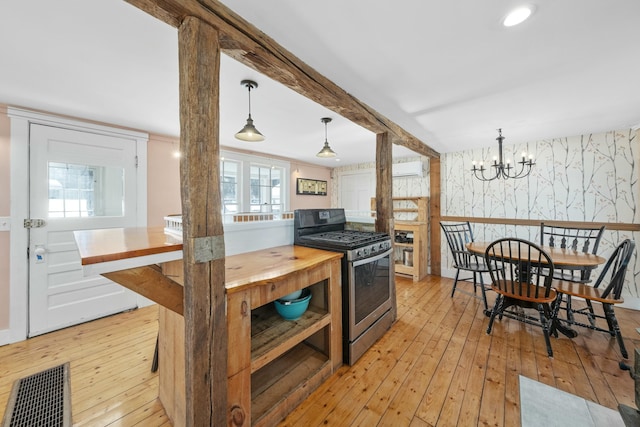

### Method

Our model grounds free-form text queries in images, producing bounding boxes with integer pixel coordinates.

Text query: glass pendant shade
[316,141,337,157]
[235,80,265,142]
[235,115,265,142]
[316,117,337,158]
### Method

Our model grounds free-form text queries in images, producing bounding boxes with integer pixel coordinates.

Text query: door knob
[34,245,46,263]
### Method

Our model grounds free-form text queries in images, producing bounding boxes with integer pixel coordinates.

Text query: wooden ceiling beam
[125,0,440,159]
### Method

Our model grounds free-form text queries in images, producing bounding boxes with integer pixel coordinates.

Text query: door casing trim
[5,106,148,344]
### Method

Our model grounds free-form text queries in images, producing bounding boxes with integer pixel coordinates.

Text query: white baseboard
[0,329,8,346]
[0,328,15,346]
[620,297,640,311]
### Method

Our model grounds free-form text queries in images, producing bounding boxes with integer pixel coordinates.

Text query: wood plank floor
[1,275,638,426]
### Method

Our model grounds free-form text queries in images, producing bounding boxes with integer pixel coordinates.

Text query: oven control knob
[371,245,377,253]
[356,250,362,258]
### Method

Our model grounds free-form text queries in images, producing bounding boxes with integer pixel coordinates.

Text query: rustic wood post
[375,132,392,234]
[178,16,227,426]
[375,132,396,319]
[429,157,441,276]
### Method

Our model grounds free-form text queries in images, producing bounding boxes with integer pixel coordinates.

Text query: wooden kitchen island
[74,227,343,427]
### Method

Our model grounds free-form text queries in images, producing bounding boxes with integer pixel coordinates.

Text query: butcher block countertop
[74,226,182,265]
[224,245,342,293]
[73,226,342,294]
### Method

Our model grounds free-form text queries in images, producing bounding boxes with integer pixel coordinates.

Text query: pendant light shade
[235,80,265,142]
[316,117,337,158]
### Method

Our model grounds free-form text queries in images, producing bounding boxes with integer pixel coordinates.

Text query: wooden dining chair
[440,221,491,314]
[484,238,557,357]
[540,222,605,283]
[552,239,635,358]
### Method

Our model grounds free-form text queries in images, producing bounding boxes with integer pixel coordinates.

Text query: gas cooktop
[298,230,389,249]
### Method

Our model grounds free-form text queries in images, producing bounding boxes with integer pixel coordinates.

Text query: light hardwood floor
[1,275,638,426]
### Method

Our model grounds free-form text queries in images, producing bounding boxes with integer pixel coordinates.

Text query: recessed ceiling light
[503,6,533,27]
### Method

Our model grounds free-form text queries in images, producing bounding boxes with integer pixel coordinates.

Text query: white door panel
[29,124,138,336]
[339,172,374,211]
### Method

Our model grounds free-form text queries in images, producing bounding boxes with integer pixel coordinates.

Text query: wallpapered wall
[441,128,640,306]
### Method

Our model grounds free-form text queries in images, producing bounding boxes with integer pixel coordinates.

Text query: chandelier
[471,129,535,181]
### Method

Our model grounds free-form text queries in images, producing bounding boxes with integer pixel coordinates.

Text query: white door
[339,172,375,212]
[28,124,139,336]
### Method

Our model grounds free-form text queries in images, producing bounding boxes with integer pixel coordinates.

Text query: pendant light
[316,117,337,158]
[235,79,265,142]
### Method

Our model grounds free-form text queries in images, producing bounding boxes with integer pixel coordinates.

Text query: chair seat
[552,280,624,304]
[491,280,557,304]
[552,268,596,283]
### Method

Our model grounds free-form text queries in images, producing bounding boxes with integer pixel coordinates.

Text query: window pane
[221,160,239,213]
[48,162,124,218]
[271,169,281,206]
[250,165,271,206]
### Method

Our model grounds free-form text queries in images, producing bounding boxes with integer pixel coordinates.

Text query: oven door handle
[351,248,393,267]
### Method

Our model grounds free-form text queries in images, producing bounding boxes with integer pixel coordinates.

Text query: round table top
[466,241,606,267]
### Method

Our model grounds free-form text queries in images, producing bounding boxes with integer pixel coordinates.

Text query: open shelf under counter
[251,343,331,426]
[251,304,330,373]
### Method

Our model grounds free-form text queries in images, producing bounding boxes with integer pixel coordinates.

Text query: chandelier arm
[502,161,534,179]
[472,165,499,181]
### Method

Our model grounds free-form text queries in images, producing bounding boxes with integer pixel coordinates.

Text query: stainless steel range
[294,208,394,365]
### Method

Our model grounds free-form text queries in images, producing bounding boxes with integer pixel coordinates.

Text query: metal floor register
[2,363,71,427]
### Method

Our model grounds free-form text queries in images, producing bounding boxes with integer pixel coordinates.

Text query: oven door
[348,248,393,340]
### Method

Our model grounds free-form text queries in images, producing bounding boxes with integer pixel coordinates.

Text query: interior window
[48,162,124,218]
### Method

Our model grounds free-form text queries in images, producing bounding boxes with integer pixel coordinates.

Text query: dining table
[466,240,607,337]
[466,241,606,270]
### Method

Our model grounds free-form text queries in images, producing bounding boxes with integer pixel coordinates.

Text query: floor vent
[2,363,71,427]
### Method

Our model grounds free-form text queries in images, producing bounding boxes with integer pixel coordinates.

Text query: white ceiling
[1,0,639,167]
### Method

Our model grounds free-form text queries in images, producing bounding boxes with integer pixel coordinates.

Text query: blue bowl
[280,289,303,301]
[274,289,312,320]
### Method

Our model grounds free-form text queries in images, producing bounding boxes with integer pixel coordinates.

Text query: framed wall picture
[296,178,327,196]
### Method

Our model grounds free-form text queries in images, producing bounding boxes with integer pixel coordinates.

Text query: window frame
[220,149,290,214]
